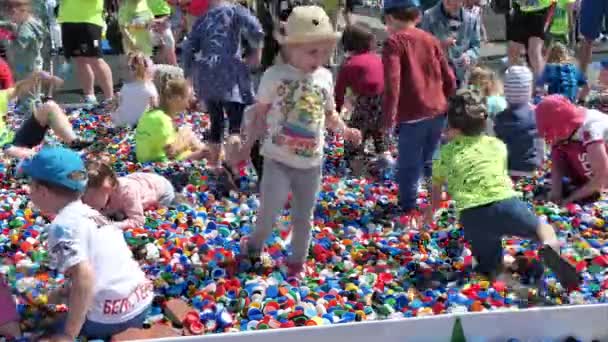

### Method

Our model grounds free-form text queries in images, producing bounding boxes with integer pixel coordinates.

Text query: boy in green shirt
[424,89,580,290]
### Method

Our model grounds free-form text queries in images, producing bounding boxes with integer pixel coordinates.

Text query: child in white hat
[236,5,362,277]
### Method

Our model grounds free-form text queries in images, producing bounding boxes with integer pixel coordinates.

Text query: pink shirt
[103,173,171,229]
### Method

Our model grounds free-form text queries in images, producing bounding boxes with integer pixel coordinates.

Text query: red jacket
[0,57,14,90]
[382,27,456,126]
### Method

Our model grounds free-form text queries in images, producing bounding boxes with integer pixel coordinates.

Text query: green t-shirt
[550,0,575,35]
[432,135,519,212]
[119,0,154,56]
[147,0,172,16]
[515,0,554,12]
[58,0,105,26]
[0,90,15,147]
[135,109,176,163]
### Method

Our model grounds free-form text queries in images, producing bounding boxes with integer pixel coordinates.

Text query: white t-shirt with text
[257,64,335,169]
[47,201,153,324]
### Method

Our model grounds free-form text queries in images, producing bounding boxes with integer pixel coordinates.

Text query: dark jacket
[494,104,543,173]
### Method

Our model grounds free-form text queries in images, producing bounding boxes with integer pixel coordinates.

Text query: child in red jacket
[0,57,13,90]
[382,0,456,227]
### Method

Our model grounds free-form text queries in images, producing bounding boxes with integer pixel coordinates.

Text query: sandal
[538,245,580,290]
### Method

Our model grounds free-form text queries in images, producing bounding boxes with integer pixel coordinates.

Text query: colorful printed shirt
[536,63,587,102]
[182,3,264,103]
[550,0,575,35]
[119,0,154,57]
[257,64,335,169]
[433,135,519,212]
[135,109,177,163]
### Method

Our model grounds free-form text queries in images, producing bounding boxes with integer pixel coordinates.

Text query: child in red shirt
[0,57,13,90]
[335,23,387,176]
[536,95,608,204]
[382,0,456,225]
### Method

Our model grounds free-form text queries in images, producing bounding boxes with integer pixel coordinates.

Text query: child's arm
[437,45,457,98]
[563,142,608,203]
[237,102,271,162]
[334,63,351,113]
[60,262,95,340]
[325,109,361,143]
[382,36,401,130]
[236,4,265,68]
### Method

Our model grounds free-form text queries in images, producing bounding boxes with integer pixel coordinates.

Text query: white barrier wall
[145,304,608,342]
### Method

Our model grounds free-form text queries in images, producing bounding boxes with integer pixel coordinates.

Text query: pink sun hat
[535,95,585,143]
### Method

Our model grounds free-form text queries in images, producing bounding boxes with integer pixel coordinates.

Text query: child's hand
[165,144,180,159]
[344,127,362,145]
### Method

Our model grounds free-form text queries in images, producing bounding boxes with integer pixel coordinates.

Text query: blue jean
[53,307,149,340]
[397,115,446,212]
[580,0,608,40]
[460,197,539,275]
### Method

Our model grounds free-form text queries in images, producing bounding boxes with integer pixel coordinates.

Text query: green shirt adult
[147,0,172,16]
[136,109,177,163]
[550,0,575,36]
[119,0,154,56]
[514,0,554,12]
[58,0,105,26]
[432,135,519,212]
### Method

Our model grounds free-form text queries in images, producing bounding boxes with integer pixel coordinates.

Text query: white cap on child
[504,65,533,105]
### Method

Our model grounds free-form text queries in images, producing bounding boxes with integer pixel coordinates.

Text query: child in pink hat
[536,94,608,204]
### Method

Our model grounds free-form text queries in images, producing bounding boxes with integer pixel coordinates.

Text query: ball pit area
[2,107,608,340]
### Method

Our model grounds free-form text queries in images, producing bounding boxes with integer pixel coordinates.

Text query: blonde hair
[159,78,189,112]
[128,51,151,81]
[547,42,573,64]
[469,67,503,97]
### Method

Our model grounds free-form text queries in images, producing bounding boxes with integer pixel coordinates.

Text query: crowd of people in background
[0,0,607,339]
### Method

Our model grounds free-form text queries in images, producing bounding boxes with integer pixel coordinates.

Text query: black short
[13,114,48,148]
[61,23,103,59]
[506,4,554,44]
[345,0,355,13]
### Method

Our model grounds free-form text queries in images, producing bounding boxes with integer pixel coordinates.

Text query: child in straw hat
[236,5,362,277]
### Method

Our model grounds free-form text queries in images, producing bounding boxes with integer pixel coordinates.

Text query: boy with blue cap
[382,0,456,228]
[20,147,152,340]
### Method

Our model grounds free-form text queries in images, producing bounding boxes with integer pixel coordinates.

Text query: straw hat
[276,6,341,45]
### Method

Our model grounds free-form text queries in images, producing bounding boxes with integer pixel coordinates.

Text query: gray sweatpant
[249,158,322,265]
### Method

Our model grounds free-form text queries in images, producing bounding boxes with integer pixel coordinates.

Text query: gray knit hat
[504,65,533,104]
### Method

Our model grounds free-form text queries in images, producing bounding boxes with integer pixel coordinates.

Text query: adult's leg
[579,0,604,74]
[528,36,546,76]
[73,57,96,98]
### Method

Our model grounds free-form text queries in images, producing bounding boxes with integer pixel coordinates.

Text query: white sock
[84,94,97,103]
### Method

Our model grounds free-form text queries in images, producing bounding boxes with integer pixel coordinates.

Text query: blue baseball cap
[384,0,420,11]
[19,146,88,192]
